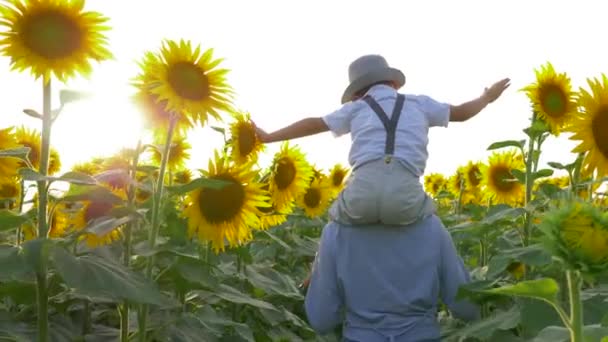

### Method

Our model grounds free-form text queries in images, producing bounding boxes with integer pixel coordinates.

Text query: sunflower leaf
[22,109,43,119]
[481,278,560,305]
[0,147,31,159]
[59,89,93,105]
[57,171,98,185]
[533,169,554,180]
[61,185,124,205]
[547,161,567,170]
[166,177,230,195]
[0,210,31,231]
[85,215,135,237]
[211,126,225,134]
[18,168,50,182]
[511,169,526,183]
[487,140,525,151]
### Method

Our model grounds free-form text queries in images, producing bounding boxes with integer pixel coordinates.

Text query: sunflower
[447,166,476,205]
[182,151,269,253]
[424,173,447,198]
[521,62,578,136]
[480,150,525,206]
[173,169,193,185]
[63,188,125,248]
[15,126,61,175]
[255,181,290,230]
[463,161,483,191]
[540,200,608,273]
[0,177,20,209]
[134,39,233,127]
[0,126,21,178]
[133,88,194,136]
[96,153,131,193]
[268,142,313,212]
[327,163,349,198]
[297,176,332,219]
[568,75,608,178]
[0,0,112,82]
[23,201,69,240]
[506,262,526,280]
[228,111,264,165]
[71,160,101,176]
[151,135,191,171]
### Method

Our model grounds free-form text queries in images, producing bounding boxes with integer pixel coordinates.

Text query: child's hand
[252,122,271,143]
[483,78,511,103]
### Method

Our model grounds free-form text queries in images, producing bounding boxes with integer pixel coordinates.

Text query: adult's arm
[438,226,481,322]
[304,224,343,334]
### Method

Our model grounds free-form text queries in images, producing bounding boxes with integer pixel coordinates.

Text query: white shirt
[322,84,450,177]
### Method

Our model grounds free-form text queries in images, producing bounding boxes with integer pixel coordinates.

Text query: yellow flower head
[480,150,525,206]
[540,200,608,273]
[151,135,191,171]
[268,142,313,212]
[228,111,264,165]
[71,160,101,176]
[133,39,234,127]
[0,177,21,210]
[424,172,447,198]
[0,126,21,178]
[521,62,578,136]
[23,200,69,240]
[568,74,608,178]
[173,168,193,185]
[327,163,349,198]
[463,161,483,191]
[182,151,269,253]
[0,0,112,82]
[15,125,61,175]
[297,176,332,219]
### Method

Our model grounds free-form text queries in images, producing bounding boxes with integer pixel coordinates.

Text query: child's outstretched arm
[254,117,329,143]
[449,78,510,122]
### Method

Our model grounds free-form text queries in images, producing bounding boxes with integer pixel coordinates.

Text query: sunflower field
[0,1,607,342]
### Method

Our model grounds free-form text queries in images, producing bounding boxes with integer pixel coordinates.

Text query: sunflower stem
[139,116,177,342]
[35,78,52,342]
[566,270,584,342]
[523,113,538,248]
[121,140,142,342]
[15,178,25,246]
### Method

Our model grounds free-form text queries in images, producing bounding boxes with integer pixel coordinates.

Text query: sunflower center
[167,62,210,101]
[304,188,321,208]
[22,10,83,59]
[468,166,480,187]
[237,123,256,157]
[85,201,113,222]
[198,175,245,224]
[332,171,345,187]
[274,158,296,190]
[592,106,608,159]
[491,166,515,192]
[540,85,567,118]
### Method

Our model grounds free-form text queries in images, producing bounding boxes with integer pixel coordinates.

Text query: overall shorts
[329,94,436,226]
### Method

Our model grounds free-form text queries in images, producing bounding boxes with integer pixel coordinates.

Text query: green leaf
[484,278,559,305]
[533,169,554,180]
[61,185,124,204]
[18,168,47,182]
[534,325,608,342]
[59,89,92,105]
[209,283,279,311]
[487,244,552,278]
[22,109,43,119]
[0,245,33,281]
[447,306,520,340]
[511,169,526,183]
[166,177,230,195]
[602,313,608,327]
[0,210,31,231]
[52,247,175,306]
[547,161,567,170]
[487,139,525,151]
[57,171,98,185]
[85,215,136,237]
[21,238,53,274]
[0,147,31,159]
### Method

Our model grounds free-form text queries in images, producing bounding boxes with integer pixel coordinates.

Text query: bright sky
[1,0,606,178]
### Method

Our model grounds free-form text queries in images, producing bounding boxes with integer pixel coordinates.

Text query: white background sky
[1,0,606,178]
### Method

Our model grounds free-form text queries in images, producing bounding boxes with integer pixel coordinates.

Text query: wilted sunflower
[0,126,21,178]
[297,177,332,218]
[0,0,112,82]
[228,111,263,165]
[540,200,608,273]
[63,189,125,248]
[182,151,269,253]
[521,62,578,136]
[480,150,525,206]
[568,74,608,178]
[424,173,447,198]
[135,39,233,127]
[14,126,61,174]
[268,142,313,212]
[327,163,349,197]
[151,135,191,171]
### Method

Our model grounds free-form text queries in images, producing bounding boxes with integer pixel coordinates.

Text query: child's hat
[341,54,405,104]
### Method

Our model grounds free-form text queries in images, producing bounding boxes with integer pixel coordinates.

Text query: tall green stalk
[36,78,52,342]
[120,139,142,342]
[138,116,177,342]
[523,113,538,247]
[566,270,584,342]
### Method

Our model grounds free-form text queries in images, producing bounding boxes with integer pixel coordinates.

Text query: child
[255,54,510,226]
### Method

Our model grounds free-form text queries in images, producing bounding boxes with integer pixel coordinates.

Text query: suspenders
[362,94,405,163]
